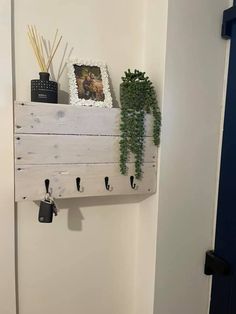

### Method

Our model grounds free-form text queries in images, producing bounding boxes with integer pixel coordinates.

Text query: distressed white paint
[15,134,156,165]
[15,163,157,201]
[0,0,16,313]
[14,103,157,199]
[15,101,154,136]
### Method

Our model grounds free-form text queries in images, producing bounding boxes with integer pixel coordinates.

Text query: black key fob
[38,200,53,223]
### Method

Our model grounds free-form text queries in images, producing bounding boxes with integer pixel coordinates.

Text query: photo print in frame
[68,60,112,108]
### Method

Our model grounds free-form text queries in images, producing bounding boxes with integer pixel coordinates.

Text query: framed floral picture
[68,60,112,108]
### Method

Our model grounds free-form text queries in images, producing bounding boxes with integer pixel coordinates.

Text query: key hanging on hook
[45,179,50,197]
[38,179,58,223]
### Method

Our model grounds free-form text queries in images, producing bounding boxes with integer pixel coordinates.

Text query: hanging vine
[120,69,161,179]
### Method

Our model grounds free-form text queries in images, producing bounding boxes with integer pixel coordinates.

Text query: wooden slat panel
[15,134,157,164]
[14,101,154,136]
[15,163,157,201]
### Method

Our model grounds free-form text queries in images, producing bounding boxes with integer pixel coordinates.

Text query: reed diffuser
[28,25,62,103]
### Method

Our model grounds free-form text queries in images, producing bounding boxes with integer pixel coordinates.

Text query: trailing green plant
[120,69,161,179]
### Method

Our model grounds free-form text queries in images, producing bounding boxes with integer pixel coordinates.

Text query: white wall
[154,1,229,313]
[0,1,16,314]
[134,1,168,314]
[142,0,168,102]
[17,197,141,314]
[14,1,150,314]
[14,0,145,104]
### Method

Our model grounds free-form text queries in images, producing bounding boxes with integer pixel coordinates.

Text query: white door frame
[0,0,16,313]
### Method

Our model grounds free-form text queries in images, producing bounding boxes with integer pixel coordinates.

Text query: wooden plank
[15,163,157,201]
[15,134,157,165]
[14,101,154,136]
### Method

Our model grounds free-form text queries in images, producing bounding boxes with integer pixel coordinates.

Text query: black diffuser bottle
[31,72,58,103]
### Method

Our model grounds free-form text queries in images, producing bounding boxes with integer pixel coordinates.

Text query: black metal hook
[105,176,112,191]
[76,177,83,192]
[130,176,136,190]
[45,179,50,194]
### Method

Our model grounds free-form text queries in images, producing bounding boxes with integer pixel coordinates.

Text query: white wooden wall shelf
[14,101,157,201]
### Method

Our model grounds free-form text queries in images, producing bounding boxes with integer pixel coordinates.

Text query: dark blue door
[210,3,236,314]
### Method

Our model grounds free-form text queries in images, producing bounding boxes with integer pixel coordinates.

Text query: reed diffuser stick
[28,26,45,71]
[27,25,62,73]
[27,31,44,71]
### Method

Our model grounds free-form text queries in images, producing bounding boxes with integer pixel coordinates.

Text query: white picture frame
[68,59,113,108]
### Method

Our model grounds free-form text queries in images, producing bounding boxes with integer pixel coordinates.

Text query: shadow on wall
[58,84,70,104]
[52,194,149,232]
[48,42,74,104]
[107,70,119,108]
